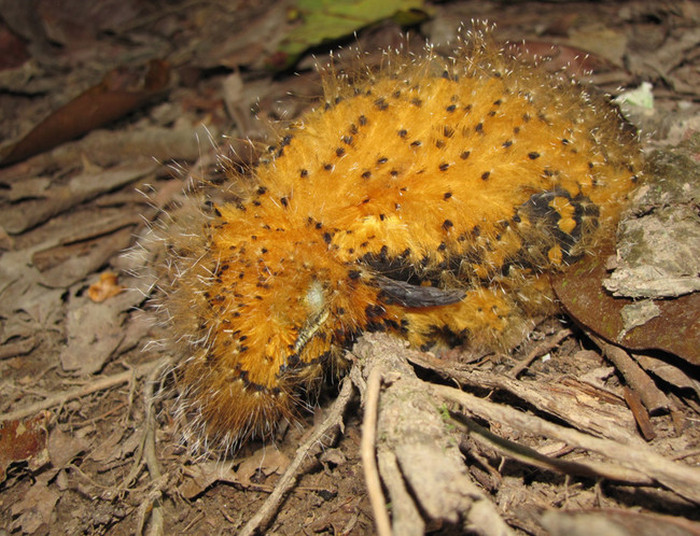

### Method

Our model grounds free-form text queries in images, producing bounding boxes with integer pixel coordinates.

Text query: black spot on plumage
[528,151,541,160]
[366,321,387,333]
[366,304,386,318]
[336,147,345,157]
[439,162,450,171]
[481,171,491,180]
[362,170,372,179]
[442,219,454,231]
[375,97,389,110]
[460,150,471,160]
[300,169,308,178]
[287,353,300,367]
[398,129,408,138]
[446,104,457,112]
[443,192,452,200]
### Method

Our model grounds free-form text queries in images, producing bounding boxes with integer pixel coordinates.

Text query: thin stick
[361,367,392,536]
[143,360,168,536]
[238,376,354,536]
[508,328,572,378]
[589,334,670,414]
[432,382,700,504]
[2,359,162,422]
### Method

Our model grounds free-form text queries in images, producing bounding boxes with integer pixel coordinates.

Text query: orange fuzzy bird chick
[158,27,642,453]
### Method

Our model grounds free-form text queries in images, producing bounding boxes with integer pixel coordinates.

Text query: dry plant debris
[0,1,698,534]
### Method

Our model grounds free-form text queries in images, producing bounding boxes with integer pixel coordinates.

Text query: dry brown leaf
[0,411,51,483]
[0,59,170,166]
[47,426,89,469]
[236,446,291,488]
[179,461,238,500]
[88,272,124,303]
[553,250,700,366]
[10,476,59,534]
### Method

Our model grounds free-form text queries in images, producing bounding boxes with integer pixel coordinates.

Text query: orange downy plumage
[159,28,642,452]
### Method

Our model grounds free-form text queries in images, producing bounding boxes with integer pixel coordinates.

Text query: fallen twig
[1,359,163,422]
[353,334,514,536]
[135,358,171,536]
[508,328,573,378]
[361,367,392,536]
[238,376,354,536]
[450,411,655,486]
[432,382,700,504]
[589,334,670,414]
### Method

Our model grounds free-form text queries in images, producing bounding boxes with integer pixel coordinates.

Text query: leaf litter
[0,1,699,535]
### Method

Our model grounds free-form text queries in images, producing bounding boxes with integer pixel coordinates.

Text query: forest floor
[0,1,699,535]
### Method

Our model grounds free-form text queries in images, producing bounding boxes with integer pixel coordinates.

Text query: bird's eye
[303,279,326,315]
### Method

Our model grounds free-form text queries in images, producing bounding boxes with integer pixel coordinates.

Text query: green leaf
[272,0,428,70]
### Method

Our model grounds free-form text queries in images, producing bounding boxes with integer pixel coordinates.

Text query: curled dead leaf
[88,272,124,303]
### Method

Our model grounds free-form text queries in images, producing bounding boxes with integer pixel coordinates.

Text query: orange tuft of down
[160,28,642,452]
